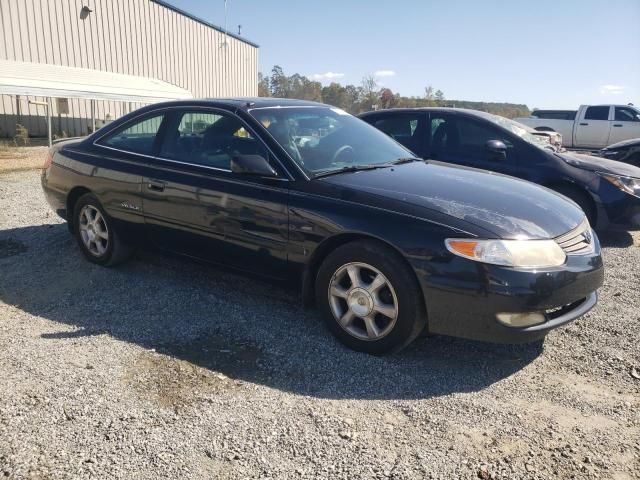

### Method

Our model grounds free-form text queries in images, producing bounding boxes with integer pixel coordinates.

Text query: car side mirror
[230,154,278,177]
[485,139,507,159]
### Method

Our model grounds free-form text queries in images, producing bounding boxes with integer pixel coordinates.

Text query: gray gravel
[1,169,639,479]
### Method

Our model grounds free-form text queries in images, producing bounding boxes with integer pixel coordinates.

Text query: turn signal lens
[446,240,478,258]
[445,238,566,268]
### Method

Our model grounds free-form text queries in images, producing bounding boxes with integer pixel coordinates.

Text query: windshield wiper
[386,157,423,165]
[313,164,387,179]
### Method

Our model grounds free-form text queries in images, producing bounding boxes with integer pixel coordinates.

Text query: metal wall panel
[0,0,258,138]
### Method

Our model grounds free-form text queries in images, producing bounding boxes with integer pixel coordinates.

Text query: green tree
[258,72,270,97]
[270,65,289,97]
[322,82,349,109]
[257,65,530,118]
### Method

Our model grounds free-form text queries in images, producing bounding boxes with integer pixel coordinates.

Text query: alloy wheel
[328,262,398,341]
[78,205,109,256]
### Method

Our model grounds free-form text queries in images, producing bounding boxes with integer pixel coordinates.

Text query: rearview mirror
[485,139,507,158]
[230,154,278,177]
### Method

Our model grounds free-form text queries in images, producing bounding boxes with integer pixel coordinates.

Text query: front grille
[555,219,595,255]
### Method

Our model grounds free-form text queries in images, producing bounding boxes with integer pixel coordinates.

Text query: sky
[169,0,640,110]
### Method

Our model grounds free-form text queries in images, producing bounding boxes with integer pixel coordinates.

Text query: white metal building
[0,0,259,139]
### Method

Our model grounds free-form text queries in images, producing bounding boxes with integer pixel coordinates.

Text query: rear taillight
[43,151,54,169]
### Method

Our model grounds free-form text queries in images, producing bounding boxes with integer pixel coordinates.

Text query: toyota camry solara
[41,99,604,354]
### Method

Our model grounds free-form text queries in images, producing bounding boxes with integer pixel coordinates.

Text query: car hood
[320,161,585,239]
[557,152,640,178]
[602,137,640,150]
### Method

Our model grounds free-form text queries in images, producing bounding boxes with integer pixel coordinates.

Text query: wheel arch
[66,186,92,231]
[301,232,426,315]
[544,180,598,224]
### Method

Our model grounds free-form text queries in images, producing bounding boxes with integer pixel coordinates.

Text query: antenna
[238,24,242,35]
[222,0,229,47]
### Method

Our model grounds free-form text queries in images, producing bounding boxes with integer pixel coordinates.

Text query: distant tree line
[258,65,530,119]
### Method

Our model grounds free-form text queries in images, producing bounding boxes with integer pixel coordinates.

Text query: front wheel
[73,193,133,266]
[316,240,426,354]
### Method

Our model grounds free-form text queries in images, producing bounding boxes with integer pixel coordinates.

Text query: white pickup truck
[515,104,640,149]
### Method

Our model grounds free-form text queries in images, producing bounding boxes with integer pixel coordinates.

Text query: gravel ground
[1,169,639,480]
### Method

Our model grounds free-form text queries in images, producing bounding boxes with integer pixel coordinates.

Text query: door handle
[579,122,589,126]
[147,180,165,192]
[613,124,623,127]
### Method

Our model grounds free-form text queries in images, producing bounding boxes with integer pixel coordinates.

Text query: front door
[426,112,520,178]
[141,109,290,279]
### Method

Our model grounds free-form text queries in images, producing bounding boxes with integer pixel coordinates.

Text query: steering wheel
[331,145,355,164]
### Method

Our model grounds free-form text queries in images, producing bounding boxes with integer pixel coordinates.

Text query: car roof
[147,97,329,110]
[360,107,486,116]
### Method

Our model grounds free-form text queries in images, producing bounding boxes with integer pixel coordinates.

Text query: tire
[315,240,426,355]
[553,186,596,226]
[73,193,133,266]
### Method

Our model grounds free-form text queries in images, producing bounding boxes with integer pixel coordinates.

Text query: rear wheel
[553,186,596,226]
[316,240,426,354]
[73,193,133,266]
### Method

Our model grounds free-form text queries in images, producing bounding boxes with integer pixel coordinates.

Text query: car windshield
[249,106,413,176]
[477,112,552,150]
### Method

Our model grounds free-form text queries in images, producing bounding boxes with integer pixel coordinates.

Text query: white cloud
[374,70,396,78]
[312,72,345,81]
[600,84,625,95]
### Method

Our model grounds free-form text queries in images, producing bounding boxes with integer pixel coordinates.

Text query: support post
[91,99,96,133]
[47,97,52,147]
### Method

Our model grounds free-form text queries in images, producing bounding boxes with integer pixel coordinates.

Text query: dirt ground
[0,145,48,173]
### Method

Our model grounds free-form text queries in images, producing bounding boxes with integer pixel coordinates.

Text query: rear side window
[584,106,610,121]
[614,107,639,122]
[99,114,165,155]
[372,113,425,155]
[532,110,576,120]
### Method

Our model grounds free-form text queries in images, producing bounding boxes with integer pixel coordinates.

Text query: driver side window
[159,110,267,171]
[457,118,502,149]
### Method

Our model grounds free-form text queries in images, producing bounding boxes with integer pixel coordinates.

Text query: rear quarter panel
[42,144,146,240]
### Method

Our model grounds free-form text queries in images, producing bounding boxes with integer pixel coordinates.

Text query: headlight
[599,173,640,198]
[445,238,566,268]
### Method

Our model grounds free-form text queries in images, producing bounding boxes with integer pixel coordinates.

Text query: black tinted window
[100,114,164,155]
[458,118,501,148]
[584,106,610,121]
[431,115,502,150]
[430,115,456,149]
[615,107,639,122]
[532,110,576,120]
[159,111,266,170]
[372,114,425,155]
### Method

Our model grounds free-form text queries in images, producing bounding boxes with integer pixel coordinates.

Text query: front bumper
[418,245,604,343]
